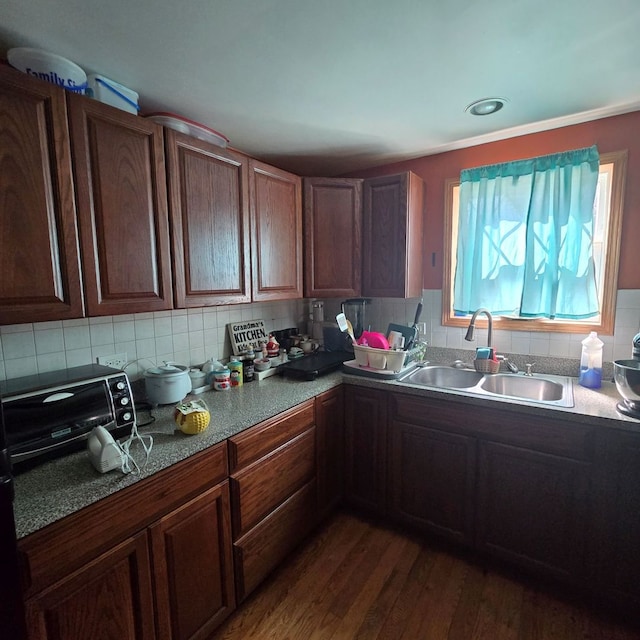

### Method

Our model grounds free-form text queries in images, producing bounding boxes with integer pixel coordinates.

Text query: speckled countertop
[12,357,640,540]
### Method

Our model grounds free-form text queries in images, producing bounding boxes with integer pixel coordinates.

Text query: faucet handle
[524,362,536,376]
[496,354,519,374]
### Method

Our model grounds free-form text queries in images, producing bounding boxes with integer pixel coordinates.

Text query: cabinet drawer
[233,479,317,602]
[393,393,595,461]
[228,400,314,472]
[230,427,315,538]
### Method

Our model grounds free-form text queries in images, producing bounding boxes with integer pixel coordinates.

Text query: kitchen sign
[227,320,268,355]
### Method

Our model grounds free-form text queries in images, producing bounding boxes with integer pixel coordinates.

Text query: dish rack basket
[473,359,500,374]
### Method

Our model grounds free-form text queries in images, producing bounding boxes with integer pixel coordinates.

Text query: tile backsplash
[321,289,640,365]
[0,300,304,381]
[1,290,639,382]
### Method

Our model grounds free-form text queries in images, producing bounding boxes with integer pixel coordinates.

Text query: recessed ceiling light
[465,97,507,116]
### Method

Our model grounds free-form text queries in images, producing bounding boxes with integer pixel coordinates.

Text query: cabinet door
[362,172,424,298]
[149,482,235,640]
[595,430,640,603]
[248,159,302,301]
[0,66,84,323]
[315,386,345,519]
[25,532,155,640]
[68,93,173,315]
[344,386,387,515]
[388,420,476,545]
[303,178,362,298]
[477,440,590,581]
[165,131,251,307]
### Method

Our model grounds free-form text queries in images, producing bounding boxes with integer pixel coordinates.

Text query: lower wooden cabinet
[315,387,345,518]
[19,442,233,640]
[344,386,387,515]
[594,429,640,604]
[476,440,591,581]
[24,532,155,640]
[388,419,476,545]
[228,399,318,602]
[149,483,235,640]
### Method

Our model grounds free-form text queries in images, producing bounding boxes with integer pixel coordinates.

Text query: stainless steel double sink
[397,364,574,407]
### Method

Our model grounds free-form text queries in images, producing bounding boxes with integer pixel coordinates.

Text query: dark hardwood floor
[213,511,640,640]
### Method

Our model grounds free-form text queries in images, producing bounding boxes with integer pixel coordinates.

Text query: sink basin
[480,374,564,402]
[402,366,483,389]
[397,365,574,407]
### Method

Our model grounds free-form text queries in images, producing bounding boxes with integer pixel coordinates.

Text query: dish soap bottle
[578,331,604,389]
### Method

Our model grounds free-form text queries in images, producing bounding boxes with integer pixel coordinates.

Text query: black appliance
[0,394,27,639]
[0,364,135,472]
[279,351,350,381]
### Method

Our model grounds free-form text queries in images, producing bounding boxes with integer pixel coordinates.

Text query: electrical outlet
[97,353,128,370]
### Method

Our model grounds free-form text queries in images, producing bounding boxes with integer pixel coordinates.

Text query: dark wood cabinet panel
[149,482,235,640]
[344,386,387,515]
[25,532,155,640]
[0,65,84,323]
[595,430,640,603]
[476,440,590,581]
[303,178,362,298]
[165,131,251,307]
[230,428,316,538]
[248,159,302,301]
[362,172,424,298]
[388,420,476,545]
[68,93,173,315]
[233,479,317,602]
[315,387,345,518]
[228,400,314,472]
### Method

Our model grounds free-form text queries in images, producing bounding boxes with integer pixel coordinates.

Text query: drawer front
[230,427,316,538]
[393,393,595,461]
[233,479,317,602]
[228,399,315,472]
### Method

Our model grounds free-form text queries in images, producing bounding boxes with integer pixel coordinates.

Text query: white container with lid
[578,331,604,389]
[86,74,139,114]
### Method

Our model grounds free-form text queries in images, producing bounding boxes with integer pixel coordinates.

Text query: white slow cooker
[144,363,191,405]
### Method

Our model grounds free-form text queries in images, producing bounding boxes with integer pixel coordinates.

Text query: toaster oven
[0,364,136,471]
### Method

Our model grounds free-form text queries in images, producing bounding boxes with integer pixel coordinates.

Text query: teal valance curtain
[453,145,600,319]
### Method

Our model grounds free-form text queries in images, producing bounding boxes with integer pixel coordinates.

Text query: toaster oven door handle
[43,392,75,403]
[11,431,93,463]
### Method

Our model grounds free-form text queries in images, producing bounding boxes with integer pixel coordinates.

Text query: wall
[0,300,303,382]
[350,111,640,290]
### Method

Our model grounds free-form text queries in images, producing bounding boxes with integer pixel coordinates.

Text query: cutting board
[386,323,416,348]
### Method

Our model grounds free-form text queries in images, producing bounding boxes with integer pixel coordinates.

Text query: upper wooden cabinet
[0,65,84,324]
[165,131,251,307]
[303,178,362,298]
[67,93,173,316]
[362,172,424,298]
[248,159,303,301]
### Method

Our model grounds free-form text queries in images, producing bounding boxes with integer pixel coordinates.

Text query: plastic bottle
[578,331,604,389]
[228,356,243,388]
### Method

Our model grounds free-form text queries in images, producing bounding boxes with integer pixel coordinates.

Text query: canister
[212,367,231,391]
[228,357,243,387]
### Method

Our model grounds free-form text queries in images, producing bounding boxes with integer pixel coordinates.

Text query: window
[442,149,627,335]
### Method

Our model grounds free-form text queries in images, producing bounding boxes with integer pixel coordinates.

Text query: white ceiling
[3,0,640,176]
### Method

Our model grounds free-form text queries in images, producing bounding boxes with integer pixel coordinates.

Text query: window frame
[442,149,627,335]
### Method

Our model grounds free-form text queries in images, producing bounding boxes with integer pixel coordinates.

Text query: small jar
[212,367,231,391]
[243,349,255,383]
